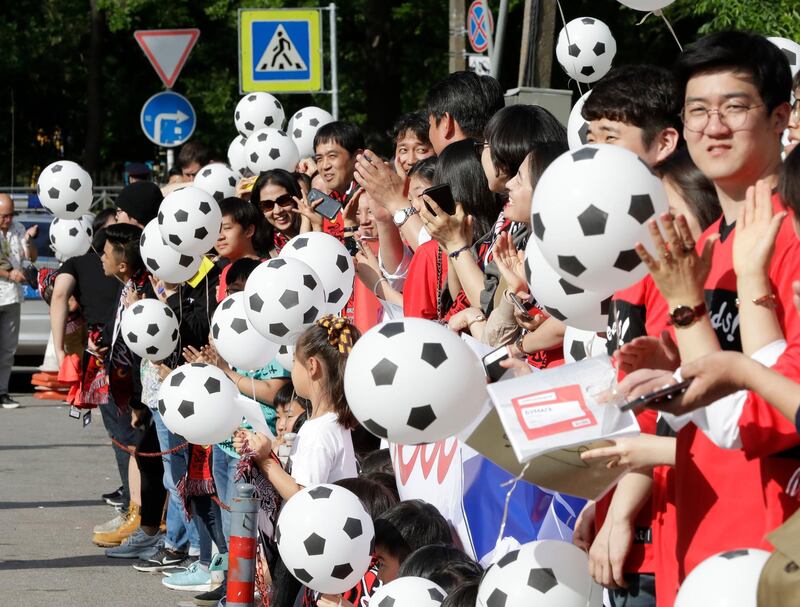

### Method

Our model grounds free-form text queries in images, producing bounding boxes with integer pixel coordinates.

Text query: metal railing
[0,186,124,211]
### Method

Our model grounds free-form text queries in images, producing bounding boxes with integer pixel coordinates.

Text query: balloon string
[555,0,583,97]
[494,462,530,553]
[659,11,683,51]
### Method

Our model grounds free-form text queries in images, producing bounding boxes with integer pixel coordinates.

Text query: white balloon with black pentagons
[675,548,770,607]
[234,92,286,136]
[344,318,488,444]
[567,91,592,151]
[211,292,280,371]
[275,484,375,594]
[280,232,355,314]
[140,219,202,283]
[49,217,92,260]
[157,186,222,255]
[531,144,668,293]
[556,17,616,84]
[243,257,326,345]
[36,160,93,219]
[245,127,301,174]
[276,344,294,371]
[288,106,334,158]
[563,327,608,364]
[768,36,800,78]
[120,299,179,362]
[193,163,239,203]
[369,577,447,607]
[477,540,602,607]
[228,135,250,177]
[158,363,243,445]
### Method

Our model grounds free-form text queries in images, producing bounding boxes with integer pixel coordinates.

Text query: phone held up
[482,345,512,383]
[308,188,343,221]
[422,183,456,216]
[619,379,693,412]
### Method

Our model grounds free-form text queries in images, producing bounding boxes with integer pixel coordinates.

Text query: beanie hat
[116,181,162,226]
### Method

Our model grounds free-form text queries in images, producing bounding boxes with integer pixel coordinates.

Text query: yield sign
[134,28,200,88]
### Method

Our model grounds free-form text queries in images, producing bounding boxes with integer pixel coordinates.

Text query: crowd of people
[4,26,800,607]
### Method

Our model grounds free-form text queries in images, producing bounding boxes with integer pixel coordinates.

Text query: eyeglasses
[680,103,764,133]
[791,99,800,125]
[258,194,296,212]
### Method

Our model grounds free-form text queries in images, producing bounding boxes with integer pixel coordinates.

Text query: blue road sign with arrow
[140,91,196,147]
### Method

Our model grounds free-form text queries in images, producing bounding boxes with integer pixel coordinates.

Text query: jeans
[98,396,137,510]
[609,573,657,607]
[212,445,238,541]
[192,495,227,566]
[0,302,20,395]
[154,409,199,554]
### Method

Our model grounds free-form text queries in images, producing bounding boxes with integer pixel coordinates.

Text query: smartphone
[422,184,456,216]
[482,345,512,383]
[308,188,343,220]
[619,379,693,412]
[508,292,532,318]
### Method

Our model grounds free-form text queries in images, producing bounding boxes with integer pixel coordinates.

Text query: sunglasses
[258,194,296,212]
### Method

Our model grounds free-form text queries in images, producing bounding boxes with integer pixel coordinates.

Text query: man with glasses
[785,71,800,154]
[0,194,37,409]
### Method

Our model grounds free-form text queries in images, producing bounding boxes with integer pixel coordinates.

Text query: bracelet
[468,314,486,327]
[735,293,777,309]
[448,244,471,260]
[372,276,388,295]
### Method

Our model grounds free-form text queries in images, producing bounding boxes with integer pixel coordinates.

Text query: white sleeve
[378,244,414,291]
[289,430,336,487]
[663,339,788,448]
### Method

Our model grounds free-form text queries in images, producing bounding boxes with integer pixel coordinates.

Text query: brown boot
[92,502,140,547]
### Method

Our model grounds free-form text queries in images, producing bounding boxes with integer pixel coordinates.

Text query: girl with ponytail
[233,315,361,500]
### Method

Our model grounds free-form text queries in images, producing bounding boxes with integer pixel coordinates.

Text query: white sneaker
[162,561,217,592]
[93,511,127,534]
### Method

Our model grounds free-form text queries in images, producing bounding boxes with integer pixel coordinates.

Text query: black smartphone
[508,292,532,318]
[308,188,343,220]
[619,379,693,412]
[422,183,456,216]
[482,346,511,383]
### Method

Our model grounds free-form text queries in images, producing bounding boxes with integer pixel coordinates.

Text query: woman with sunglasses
[250,169,309,255]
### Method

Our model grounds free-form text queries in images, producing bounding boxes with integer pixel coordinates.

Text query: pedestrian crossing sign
[239,8,322,93]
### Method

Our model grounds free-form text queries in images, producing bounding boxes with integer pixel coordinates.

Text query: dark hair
[363,471,399,502]
[225,257,261,290]
[273,381,295,409]
[441,580,479,607]
[334,477,399,521]
[793,70,800,94]
[434,139,500,237]
[397,544,481,592]
[408,156,438,185]
[582,65,681,148]
[426,71,504,140]
[389,111,431,144]
[168,166,183,179]
[374,500,453,563]
[177,141,210,170]
[251,169,302,248]
[656,148,721,232]
[295,316,361,430]
[779,146,800,217]
[674,31,792,113]
[359,448,393,476]
[293,171,312,194]
[92,208,116,233]
[526,141,569,189]
[484,105,567,177]
[219,196,270,255]
[104,223,143,273]
[313,121,365,156]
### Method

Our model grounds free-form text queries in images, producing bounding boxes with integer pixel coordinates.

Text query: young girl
[233,315,360,499]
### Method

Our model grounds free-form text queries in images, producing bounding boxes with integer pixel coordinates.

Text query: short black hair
[441,580,479,607]
[407,156,437,185]
[656,148,721,231]
[272,381,295,409]
[313,121,365,156]
[674,31,792,113]
[92,208,116,233]
[426,71,504,140]
[293,171,312,194]
[527,141,569,189]
[779,146,800,217]
[484,105,567,177]
[374,500,452,563]
[104,223,143,274]
[219,196,269,254]
[582,64,681,148]
[363,471,399,502]
[397,544,481,592]
[225,257,261,289]
[177,141,210,169]
[359,448,393,476]
[389,111,431,144]
[334,477,398,521]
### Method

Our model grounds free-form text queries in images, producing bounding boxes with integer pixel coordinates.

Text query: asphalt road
[0,392,196,607]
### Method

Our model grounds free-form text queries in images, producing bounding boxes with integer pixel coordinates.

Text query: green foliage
[670,0,800,40]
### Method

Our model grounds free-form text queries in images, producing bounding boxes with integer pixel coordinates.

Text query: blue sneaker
[105,528,164,559]
[162,561,217,592]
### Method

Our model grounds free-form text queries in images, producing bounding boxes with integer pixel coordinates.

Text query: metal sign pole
[166,149,175,171]
[491,0,509,78]
[328,3,339,120]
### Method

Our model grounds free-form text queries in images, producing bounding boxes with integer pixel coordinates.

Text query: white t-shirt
[287,412,357,487]
[0,222,29,305]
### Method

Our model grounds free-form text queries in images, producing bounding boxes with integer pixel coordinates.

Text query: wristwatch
[667,302,707,328]
[393,207,418,227]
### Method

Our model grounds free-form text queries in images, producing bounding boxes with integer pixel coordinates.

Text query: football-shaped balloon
[477,540,602,607]
[369,577,447,607]
[245,128,300,174]
[228,135,249,177]
[37,160,93,219]
[140,219,203,283]
[49,217,92,259]
[567,91,592,151]
[243,257,326,345]
[276,484,375,594]
[120,299,179,362]
[211,292,280,371]
[555,17,616,84]
[158,363,243,444]
[157,186,222,255]
[288,106,334,158]
[193,163,239,203]
[344,318,488,444]
[276,344,295,372]
[234,92,286,136]
[280,232,355,314]
[562,327,608,364]
[768,36,800,78]
[618,0,675,10]
[531,144,667,292]
[675,548,770,607]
